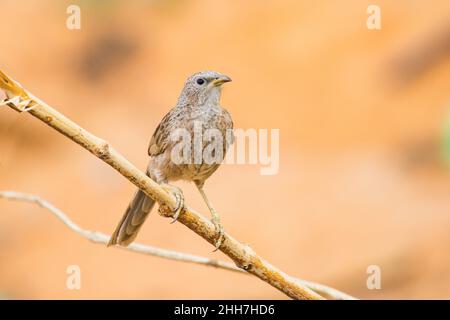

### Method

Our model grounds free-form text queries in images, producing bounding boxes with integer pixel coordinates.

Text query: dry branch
[0,191,243,274]
[0,69,355,300]
[0,190,355,300]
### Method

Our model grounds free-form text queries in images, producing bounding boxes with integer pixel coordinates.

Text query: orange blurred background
[0,0,449,299]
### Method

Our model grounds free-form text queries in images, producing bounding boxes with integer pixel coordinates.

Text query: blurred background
[0,0,449,299]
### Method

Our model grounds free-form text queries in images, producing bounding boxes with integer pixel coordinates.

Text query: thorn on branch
[93,141,111,159]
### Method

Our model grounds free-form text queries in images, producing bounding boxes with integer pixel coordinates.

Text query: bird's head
[178,70,231,106]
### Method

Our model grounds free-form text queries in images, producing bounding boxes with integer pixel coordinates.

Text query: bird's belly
[172,163,220,182]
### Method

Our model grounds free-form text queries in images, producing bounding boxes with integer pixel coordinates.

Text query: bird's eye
[196,78,206,85]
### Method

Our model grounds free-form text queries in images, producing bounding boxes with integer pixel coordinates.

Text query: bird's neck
[202,87,222,106]
[177,89,222,110]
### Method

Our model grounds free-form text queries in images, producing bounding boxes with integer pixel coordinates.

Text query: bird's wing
[148,109,175,157]
[222,108,235,148]
[222,108,234,130]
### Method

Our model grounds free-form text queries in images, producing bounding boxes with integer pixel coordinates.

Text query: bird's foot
[158,184,184,223]
[211,212,225,252]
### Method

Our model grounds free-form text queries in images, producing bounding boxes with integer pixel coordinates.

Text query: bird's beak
[212,75,232,87]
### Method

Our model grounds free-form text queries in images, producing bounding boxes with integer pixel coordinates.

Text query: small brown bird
[108,71,233,249]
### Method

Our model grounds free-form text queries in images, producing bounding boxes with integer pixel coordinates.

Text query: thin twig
[0,191,242,273]
[0,190,356,300]
[0,69,356,300]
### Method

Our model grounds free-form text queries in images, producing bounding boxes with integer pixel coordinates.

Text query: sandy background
[0,0,449,299]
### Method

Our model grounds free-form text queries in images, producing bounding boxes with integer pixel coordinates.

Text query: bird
[108,70,234,250]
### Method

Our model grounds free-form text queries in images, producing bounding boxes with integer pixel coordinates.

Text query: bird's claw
[158,184,184,223]
[211,215,224,252]
[170,189,184,223]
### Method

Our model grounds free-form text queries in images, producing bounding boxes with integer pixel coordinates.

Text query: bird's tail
[108,189,155,247]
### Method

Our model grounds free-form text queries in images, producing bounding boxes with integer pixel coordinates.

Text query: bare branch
[0,190,356,300]
[0,191,241,273]
[0,69,356,300]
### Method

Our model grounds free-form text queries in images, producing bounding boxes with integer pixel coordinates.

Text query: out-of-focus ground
[0,0,449,299]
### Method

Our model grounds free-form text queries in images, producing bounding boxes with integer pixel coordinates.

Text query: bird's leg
[158,183,184,223]
[195,181,224,251]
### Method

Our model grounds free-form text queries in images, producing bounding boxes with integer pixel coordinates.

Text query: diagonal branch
[0,69,355,300]
[0,191,243,274]
[0,190,355,300]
